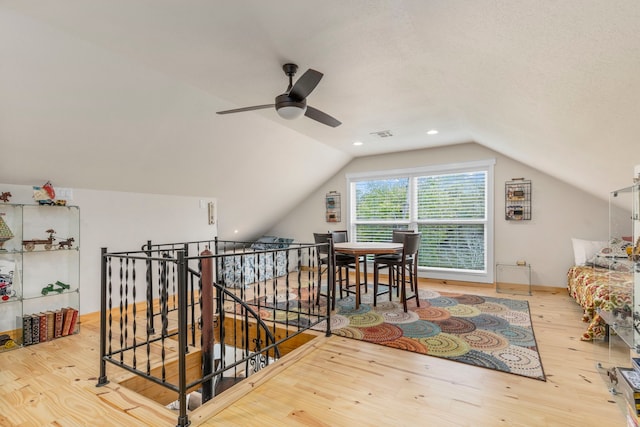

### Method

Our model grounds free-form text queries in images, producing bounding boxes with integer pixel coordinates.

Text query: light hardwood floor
[0,279,630,426]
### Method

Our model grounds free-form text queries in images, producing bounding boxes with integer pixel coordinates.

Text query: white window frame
[346,159,495,284]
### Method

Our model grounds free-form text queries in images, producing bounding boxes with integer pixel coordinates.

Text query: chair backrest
[392,229,414,243]
[313,232,332,257]
[331,230,349,244]
[402,232,421,259]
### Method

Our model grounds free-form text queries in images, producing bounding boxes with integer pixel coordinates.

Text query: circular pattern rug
[414,306,450,321]
[333,290,546,381]
[378,307,420,324]
[361,323,404,343]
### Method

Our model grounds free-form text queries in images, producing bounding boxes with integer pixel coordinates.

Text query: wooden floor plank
[197,281,629,427]
[0,279,630,426]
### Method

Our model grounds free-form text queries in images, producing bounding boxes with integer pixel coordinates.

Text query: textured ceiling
[1,1,640,238]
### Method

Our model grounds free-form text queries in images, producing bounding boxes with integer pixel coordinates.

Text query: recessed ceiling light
[427,129,439,135]
[353,141,363,146]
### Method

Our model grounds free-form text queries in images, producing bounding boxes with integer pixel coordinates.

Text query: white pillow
[571,238,607,265]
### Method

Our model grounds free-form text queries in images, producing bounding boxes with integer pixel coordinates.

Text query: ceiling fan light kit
[275,94,307,119]
[216,63,341,127]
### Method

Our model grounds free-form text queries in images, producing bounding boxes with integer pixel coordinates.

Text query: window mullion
[410,176,417,228]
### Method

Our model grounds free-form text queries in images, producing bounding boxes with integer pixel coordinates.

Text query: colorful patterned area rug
[331,288,546,381]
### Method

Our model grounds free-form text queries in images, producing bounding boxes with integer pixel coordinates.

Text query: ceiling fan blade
[305,105,341,127]
[216,104,274,115]
[289,69,323,101]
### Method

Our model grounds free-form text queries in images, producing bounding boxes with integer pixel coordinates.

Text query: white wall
[269,143,613,288]
[0,183,216,314]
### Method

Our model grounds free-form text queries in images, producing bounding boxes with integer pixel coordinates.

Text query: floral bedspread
[567,265,633,340]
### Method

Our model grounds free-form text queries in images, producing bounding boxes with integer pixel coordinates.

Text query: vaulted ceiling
[2,1,640,239]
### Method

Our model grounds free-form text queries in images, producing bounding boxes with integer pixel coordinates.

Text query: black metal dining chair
[373,229,413,298]
[373,232,421,312]
[314,232,356,310]
[330,230,367,300]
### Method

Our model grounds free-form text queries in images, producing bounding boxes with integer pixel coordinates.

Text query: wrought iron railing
[97,238,330,427]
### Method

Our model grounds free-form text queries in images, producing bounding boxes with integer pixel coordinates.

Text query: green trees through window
[350,166,491,276]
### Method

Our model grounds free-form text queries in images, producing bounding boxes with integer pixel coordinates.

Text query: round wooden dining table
[333,242,403,309]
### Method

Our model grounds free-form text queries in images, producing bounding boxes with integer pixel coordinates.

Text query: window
[347,159,495,283]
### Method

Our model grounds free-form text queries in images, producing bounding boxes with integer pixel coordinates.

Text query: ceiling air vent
[370,130,393,138]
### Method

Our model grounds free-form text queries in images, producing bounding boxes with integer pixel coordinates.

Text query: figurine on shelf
[0,266,15,301]
[41,280,70,295]
[0,213,13,251]
[0,192,11,203]
[57,237,75,249]
[33,181,56,205]
[23,229,56,251]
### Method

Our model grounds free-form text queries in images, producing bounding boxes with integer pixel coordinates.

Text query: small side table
[495,263,532,296]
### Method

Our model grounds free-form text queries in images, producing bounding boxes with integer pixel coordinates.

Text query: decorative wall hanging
[505,178,532,221]
[207,202,216,225]
[325,191,341,222]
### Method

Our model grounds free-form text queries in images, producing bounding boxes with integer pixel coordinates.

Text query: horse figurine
[58,237,75,249]
[0,192,11,203]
